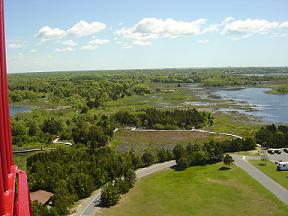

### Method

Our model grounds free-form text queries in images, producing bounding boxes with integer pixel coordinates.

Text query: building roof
[30,190,54,205]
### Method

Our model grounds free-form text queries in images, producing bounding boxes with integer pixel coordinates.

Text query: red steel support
[0,0,9,195]
[0,0,32,215]
[0,156,5,215]
[0,0,13,171]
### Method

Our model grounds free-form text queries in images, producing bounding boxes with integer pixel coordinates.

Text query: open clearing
[112,129,229,153]
[101,163,288,216]
[250,160,288,190]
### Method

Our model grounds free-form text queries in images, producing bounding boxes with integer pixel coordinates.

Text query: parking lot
[267,149,288,162]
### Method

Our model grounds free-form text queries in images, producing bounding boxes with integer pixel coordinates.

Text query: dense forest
[8,67,288,105]
[28,147,173,215]
[113,108,213,129]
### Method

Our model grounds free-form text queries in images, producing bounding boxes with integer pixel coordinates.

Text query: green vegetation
[250,160,288,190]
[8,69,288,215]
[205,112,261,137]
[173,138,256,170]
[101,163,288,216]
[223,154,234,168]
[256,124,288,148]
[266,83,288,95]
[112,130,229,153]
[113,108,213,129]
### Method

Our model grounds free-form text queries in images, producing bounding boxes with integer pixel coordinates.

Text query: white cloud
[222,17,288,37]
[67,20,106,37]
[35,26,67,40]
[62,40,78,46]
[134,18,206,36]
[35,20,106,41]
[9,42,23,49]
[197,39,209,44]
[55,47,74,52]
[115,17,208,46]
[80,39,110,50]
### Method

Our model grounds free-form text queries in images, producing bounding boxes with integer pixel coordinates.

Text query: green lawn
[250,160,288,190]
[101,163,288,216]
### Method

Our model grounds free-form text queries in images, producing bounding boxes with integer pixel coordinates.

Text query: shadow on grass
[219,166,231,171]
[170,164,185,171]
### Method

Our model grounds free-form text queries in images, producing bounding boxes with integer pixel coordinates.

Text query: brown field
[111,129,230,153]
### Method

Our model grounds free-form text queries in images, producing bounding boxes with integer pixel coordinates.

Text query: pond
[9,106,31,116]
[213,88,288,124]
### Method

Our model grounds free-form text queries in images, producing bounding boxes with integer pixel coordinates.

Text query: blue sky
[5,0,288,73]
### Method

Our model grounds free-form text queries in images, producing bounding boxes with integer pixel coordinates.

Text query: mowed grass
[250,160,288,190]
[101,163,288,216]
[112,130,229,153]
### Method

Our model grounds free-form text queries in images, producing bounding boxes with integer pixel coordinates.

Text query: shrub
[100,183,120,207]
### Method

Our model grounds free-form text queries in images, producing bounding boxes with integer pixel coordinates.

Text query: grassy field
[112,129,230,153]
[205,112,261,137]
[250,160,288,190]
[101,163,288,216]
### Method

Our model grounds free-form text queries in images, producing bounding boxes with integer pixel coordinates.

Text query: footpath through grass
[250,160,288,190]
[101,163,288,216]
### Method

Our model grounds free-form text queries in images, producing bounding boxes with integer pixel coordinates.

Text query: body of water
[214,88,288,124]
[9,106,31,116]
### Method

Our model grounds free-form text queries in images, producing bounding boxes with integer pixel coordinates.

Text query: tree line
[256,124,288,148]
[114,108,214,129]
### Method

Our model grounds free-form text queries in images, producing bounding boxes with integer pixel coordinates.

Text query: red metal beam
[0,0,9,195]
[0,0,32,215]
[0,0,12,171]
[15,170,32,216]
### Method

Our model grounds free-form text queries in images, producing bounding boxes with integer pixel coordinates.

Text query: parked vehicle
[277,162,288,171]
[283,149,288,153]
[275,149,282,154]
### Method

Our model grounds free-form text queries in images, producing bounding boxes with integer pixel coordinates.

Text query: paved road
[74,160,176,216]
[233,155,288,204]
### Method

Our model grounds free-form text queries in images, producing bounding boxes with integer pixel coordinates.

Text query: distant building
[30,190,54,205]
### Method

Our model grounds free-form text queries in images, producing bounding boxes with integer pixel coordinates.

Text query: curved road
[233,155,288,204]
[73,160,176,216]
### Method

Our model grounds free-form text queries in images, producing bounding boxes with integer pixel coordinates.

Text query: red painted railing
[0,0,32,215]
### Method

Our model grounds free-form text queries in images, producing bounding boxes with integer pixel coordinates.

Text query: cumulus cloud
[67,20,106,37]
[35,20,106,41]
[222,17,288,37]
[197,39,209,44]
[35,26,67,40]
[115,17,208,46]
[9,42,24,49]
[55,47,74,52]
[80,39,110,50]
[62,40,78,46]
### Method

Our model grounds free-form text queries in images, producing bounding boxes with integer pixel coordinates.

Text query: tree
[114,178,129,194]
[260,150,269,166]
[223,154,234,168]
[141,151,155,167]
[173,144,186,161]
[124,169,136,188]
[177,157,190,170]
[100,183,120,207]
[42,118,63,135]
